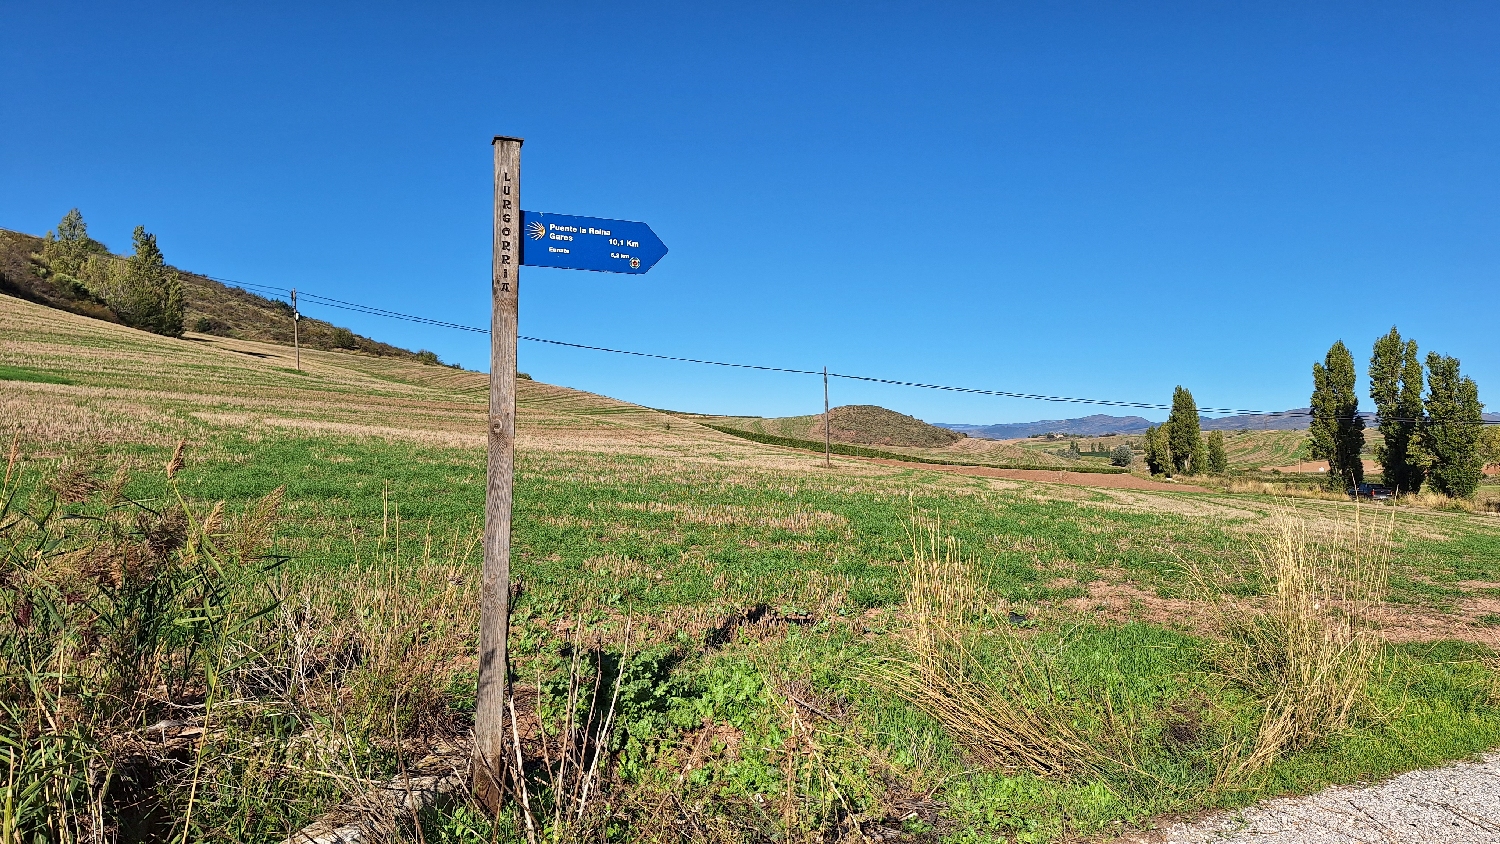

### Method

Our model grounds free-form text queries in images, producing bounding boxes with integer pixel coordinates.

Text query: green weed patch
[0,362,72,384]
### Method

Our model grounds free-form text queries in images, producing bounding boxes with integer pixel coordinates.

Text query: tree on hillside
[102,226,185,337]
[1143,425,1172,476]
[39,208,108,287]
[1165,387,1206,474]
[1369,327,1425,493]
[1309,341,1365,490]
[1205,430,1228,475]
[1420,353,1485,498]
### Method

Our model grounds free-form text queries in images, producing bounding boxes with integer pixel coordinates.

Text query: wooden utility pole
[291,288,300,371]
[475,135,522,811]
[823,366,831,468]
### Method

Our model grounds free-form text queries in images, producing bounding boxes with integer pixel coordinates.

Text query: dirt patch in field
[1063,574,1500,649]
[853,456,1209,492]
[1062,579,1220,636]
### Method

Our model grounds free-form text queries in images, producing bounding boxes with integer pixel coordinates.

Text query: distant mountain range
[939,415,1154,438]
[940,410,1500,439]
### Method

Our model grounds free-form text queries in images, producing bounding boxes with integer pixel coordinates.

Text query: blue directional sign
[519,211,668,274]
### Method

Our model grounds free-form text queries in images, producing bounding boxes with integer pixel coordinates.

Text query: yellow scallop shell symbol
[527,221,546,240]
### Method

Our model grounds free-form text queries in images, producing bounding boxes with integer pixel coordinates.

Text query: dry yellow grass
[1197,508,1391,781]
[0,294,854,471]
[872,516,1099,778]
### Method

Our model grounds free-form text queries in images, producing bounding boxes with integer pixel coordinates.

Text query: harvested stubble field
[4,292,1500,844]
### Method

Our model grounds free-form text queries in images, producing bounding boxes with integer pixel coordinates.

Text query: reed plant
[1197,507,1391,781]
[872,515,1100,779]
[1,446,285,842]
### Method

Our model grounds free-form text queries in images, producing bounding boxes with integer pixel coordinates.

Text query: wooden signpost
[475,136,668,811]
[475,135,522,808]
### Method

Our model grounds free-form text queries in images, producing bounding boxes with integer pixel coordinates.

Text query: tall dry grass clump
[873,516,1096,778]
[1204,508,1390,781]
[1,451,286,843]
[2,450,487,843]
[1398,489,1481,513]
[1219,478,1349,502]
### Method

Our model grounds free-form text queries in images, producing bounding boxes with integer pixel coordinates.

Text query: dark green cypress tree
[1166,387,1205,474]
[1205,430,1228,475]
[1309,341,1365,490]
[1420,353,1485,498]
[1369,328,1425,493]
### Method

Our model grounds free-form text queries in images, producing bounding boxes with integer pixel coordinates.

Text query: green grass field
[4,293,1500,844]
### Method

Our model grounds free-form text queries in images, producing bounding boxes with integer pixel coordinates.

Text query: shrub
[415,350,442,365]
[330,327,358,349]
[1110,445,1134,467]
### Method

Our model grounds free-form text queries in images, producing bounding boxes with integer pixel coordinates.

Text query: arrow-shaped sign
[520,211,668,274]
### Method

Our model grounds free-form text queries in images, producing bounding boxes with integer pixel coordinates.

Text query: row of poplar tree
[1139,329,1490,498]
[1309,328,1488,498]
[1140,387,1226,477]
[35,209,186,337]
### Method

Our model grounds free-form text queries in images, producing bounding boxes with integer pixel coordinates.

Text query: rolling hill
[939,406,1500,438]
[939,414,1154,438]
[681,405,1104,469]
[700,404,961,448]
[0,227,433,363]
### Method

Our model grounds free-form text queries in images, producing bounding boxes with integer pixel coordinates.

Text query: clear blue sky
[4,2,1496,424]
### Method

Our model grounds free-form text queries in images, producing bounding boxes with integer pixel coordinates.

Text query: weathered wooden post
[475,135,523,810]
[823,366,831,468]
[291,288,300,371]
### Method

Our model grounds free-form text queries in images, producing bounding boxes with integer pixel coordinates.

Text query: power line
[194,272,1497,427]
[517,335,821,376]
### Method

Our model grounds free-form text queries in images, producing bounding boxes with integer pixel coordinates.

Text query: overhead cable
[196,274,1497,427]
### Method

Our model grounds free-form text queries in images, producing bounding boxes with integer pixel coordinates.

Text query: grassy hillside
[701,404,961,447]
[694,406,1095,469]
[1219,428,1312,467]
[0,226,432,361]
[1005,430,1316,472]
[5,292,1500,843]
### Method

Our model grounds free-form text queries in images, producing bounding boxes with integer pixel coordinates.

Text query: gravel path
[1139,752,1500,843]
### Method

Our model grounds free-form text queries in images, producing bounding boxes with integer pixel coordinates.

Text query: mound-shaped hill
[0,227,429,362]
[693,404,961,448]
[822,404,963,447]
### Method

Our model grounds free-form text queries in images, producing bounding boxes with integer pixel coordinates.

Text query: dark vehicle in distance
[1348,483,1393,501]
